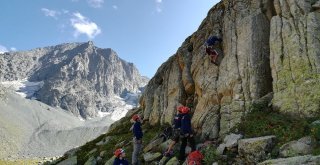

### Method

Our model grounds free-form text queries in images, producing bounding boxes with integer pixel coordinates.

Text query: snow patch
[98,111,111,118]
[0,79,141,122]
[78,116,85,121]
[100,93,138,121]
[1,79,44,98]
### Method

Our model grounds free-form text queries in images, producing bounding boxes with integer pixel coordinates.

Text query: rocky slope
[0,87,113,159]
[140,0,320,139]
[0,41,148,119]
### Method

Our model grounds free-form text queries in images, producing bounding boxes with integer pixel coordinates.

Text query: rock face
[0,41,148,118]
[270,0,320,116]
[140,0,320,138]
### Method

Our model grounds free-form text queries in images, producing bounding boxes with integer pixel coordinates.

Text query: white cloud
[112,5,118,10]
[155,0,163,13]
[87,0,104,8]
[62,9,69,14]
[0,45,8,53]
[41,8,61,19]
[10,47,17,52]
[70,12,101,39]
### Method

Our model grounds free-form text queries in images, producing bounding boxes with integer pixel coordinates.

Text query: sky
[0,0,220,78]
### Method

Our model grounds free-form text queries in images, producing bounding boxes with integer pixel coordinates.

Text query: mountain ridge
[0,41,149,119]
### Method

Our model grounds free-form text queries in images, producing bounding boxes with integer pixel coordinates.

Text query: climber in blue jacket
[132,114,143,165]
[178,106,196,162]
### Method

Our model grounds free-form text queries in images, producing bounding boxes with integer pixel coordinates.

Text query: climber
[179,106,196,162]
[186,150,204,165]
[113,148,129,165]
[132,114,143,165]
[164,105,185,157]
[205,36,222,65]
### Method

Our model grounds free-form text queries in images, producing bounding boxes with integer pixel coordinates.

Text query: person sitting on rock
[179,106,196,162]
[205,36,222,65]
[165,105,185,156]
[113,148,129,165]
[132,114,143,165]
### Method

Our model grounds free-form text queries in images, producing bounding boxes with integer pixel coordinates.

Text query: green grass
[236,108,310,147]
[202,145,219,164]
[231,103,320,158]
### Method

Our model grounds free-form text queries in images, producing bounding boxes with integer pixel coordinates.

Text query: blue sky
[0,0,219,78]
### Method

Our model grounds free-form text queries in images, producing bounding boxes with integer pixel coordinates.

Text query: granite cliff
[140,0,320,139]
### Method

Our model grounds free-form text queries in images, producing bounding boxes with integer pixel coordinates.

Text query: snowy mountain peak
[0,42,149,119]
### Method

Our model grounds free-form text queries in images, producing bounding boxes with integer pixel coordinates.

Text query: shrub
[235,107,310,147]
[311,122,320,141]
[202,145,219,164]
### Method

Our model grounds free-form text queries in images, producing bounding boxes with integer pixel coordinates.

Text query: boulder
[88,148,97,155]
[238,136,276,164]
[279,136,315,157]
[160,139,174,152]
[84,156,97,165]
[96,136,111,146]
[312,0,320,9]
[143,152,162,162]
[57,156,77,165]
[185,146,192,154]
[100,151,106,158]
[63,148,79,157]
[104,156,115,165]
[311,120,320,141]
[144,138,164,153]
[258,155,320,165]
[158,156,170,165]
[216,144,226,155]
[166,157,179,165]
[223,133,243,148]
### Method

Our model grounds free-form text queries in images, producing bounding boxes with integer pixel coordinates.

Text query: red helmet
[177,106,183,112]
[187,150,204,165]
[132,114,140,121]
[114,148,125,157]
[177,106,190,114]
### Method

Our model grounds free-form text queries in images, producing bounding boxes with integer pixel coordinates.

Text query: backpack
[159,126,173,142]
[187,151,204,165]
[173,114,182,129]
